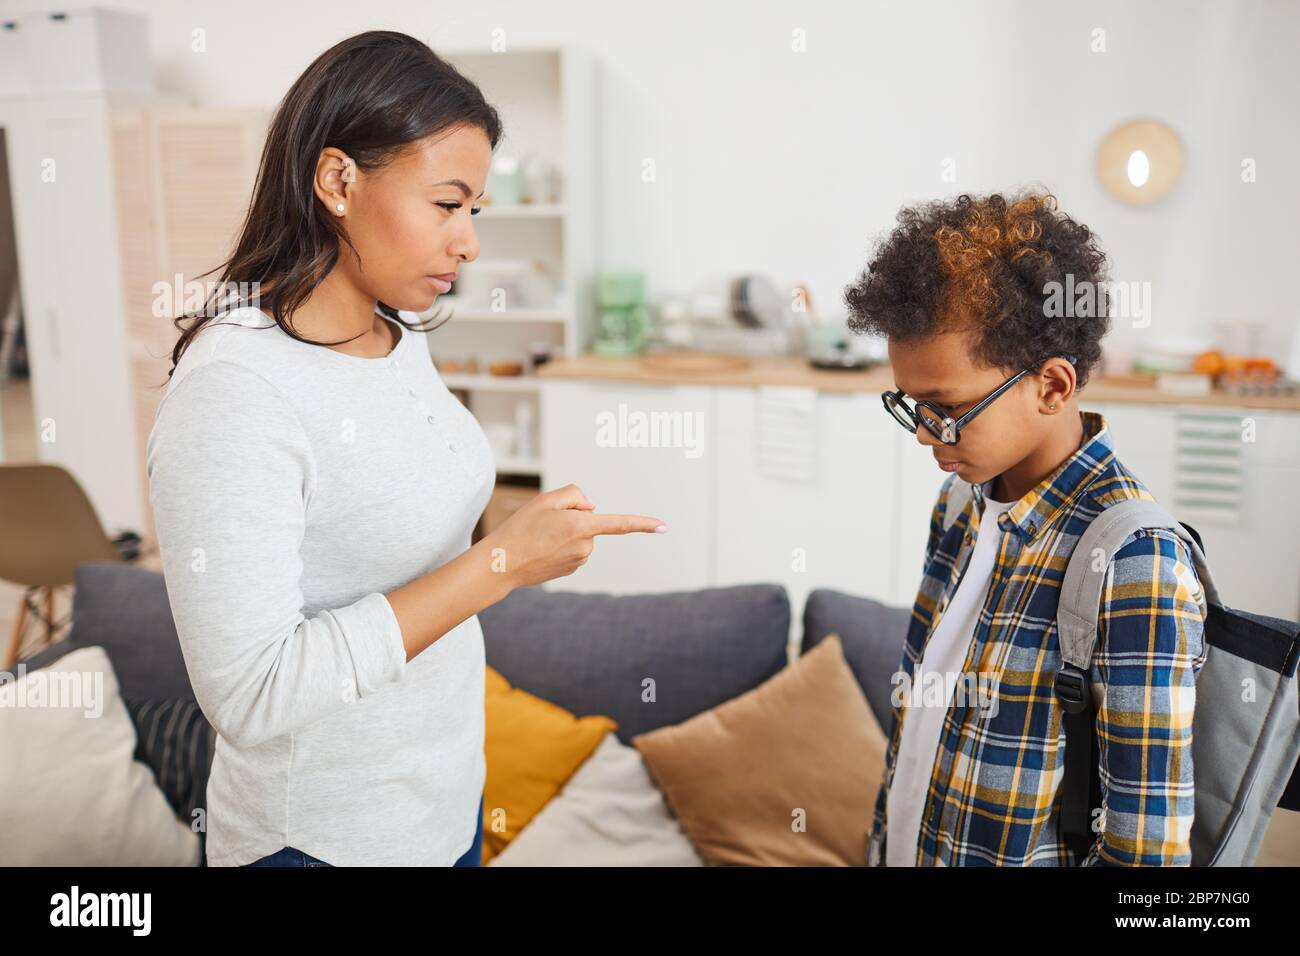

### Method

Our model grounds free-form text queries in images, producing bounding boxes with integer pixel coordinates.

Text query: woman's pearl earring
[335,158,354,215]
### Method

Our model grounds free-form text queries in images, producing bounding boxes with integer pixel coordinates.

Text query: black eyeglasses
[882,355,1076,445]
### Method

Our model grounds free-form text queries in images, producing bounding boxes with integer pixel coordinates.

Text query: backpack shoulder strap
[1057,497,1219,672]
[1056,495,1220,861]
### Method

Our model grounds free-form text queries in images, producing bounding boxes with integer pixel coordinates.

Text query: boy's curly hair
[844,191,1109,387]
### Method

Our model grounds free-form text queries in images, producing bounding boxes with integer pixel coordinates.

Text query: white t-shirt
[146,306,496,866]
[886,481,1016,866]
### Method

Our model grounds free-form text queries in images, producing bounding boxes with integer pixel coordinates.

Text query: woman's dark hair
[843,191,1110,387]
[165,31,502,380]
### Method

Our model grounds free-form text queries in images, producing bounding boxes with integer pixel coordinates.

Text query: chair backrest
[0,464,122,587]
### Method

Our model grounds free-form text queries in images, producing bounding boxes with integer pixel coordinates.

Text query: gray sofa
[7,561,911,864]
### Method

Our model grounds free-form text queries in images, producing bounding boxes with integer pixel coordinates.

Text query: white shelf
[440,373,540,392]
[475,203,564,219]
[447,306,571,323]
[437,46,597,492]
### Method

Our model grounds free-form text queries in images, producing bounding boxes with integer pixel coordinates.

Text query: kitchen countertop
[535,352,1300,412]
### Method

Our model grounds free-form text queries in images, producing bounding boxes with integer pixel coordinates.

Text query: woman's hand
[482,483,666,590]
[387,483,663,661]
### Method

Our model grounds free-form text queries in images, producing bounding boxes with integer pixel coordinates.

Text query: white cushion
[490,732,704,866]
[0,645,200,865]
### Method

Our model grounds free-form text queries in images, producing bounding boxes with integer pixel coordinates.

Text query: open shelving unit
[418,46,598,482]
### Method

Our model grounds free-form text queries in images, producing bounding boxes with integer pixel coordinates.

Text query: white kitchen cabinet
[540,380,713,593]
[1085,402,1299,619]
[892,431,950,606]
[711,386,902,613]
[1085,402,1179,502]
[541,377,947,615]
[0,94,142,533]
[541,382,1300,620]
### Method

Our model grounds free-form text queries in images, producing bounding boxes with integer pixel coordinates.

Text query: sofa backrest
[9,567,795,751]
[801,588,911,734]
[3,562,194,701]
[9,568,840,752]
[478,584,791,745]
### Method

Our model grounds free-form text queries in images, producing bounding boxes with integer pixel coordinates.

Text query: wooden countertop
[535,352,1300,412]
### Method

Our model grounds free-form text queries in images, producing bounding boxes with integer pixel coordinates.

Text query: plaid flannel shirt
[867,409,1209,866]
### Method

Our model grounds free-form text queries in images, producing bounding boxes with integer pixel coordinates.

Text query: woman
[145,31,666,867]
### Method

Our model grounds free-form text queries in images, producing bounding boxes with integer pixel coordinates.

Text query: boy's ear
[1038,357,1077,411]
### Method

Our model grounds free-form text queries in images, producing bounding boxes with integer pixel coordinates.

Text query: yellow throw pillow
[482,666,616,862]
[631,634,886,866]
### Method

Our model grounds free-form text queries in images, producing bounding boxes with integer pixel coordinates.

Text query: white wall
[9,0,1300,360]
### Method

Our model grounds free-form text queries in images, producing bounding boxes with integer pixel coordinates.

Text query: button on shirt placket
[936,516,976,620]
[390,356,457,455]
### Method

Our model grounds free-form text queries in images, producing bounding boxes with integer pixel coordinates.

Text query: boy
[845,192,1208,866]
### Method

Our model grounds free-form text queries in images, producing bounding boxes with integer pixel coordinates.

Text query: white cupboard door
[540,380,713,593]
[1082,402,1299,619]
[1219,410,1300,619]
[892,430,949,606]
[1084,402,1178,502]
[1,95,142,532]
[713,386,899,614]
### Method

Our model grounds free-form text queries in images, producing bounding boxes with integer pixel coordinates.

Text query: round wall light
[1096,119,1184,205]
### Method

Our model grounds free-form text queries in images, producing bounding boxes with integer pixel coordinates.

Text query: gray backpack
[1056,498,1300,866]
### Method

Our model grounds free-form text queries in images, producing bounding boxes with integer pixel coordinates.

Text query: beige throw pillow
[0,645,201,866]
[632,634,886,866]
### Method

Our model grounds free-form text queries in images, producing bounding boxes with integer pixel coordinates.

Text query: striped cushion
[123,698,216,862]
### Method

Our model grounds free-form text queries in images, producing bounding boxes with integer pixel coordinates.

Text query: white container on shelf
[455,258,555,311]
[23,8,153,96]
[514,401,535,459]
[483,423,517,460]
